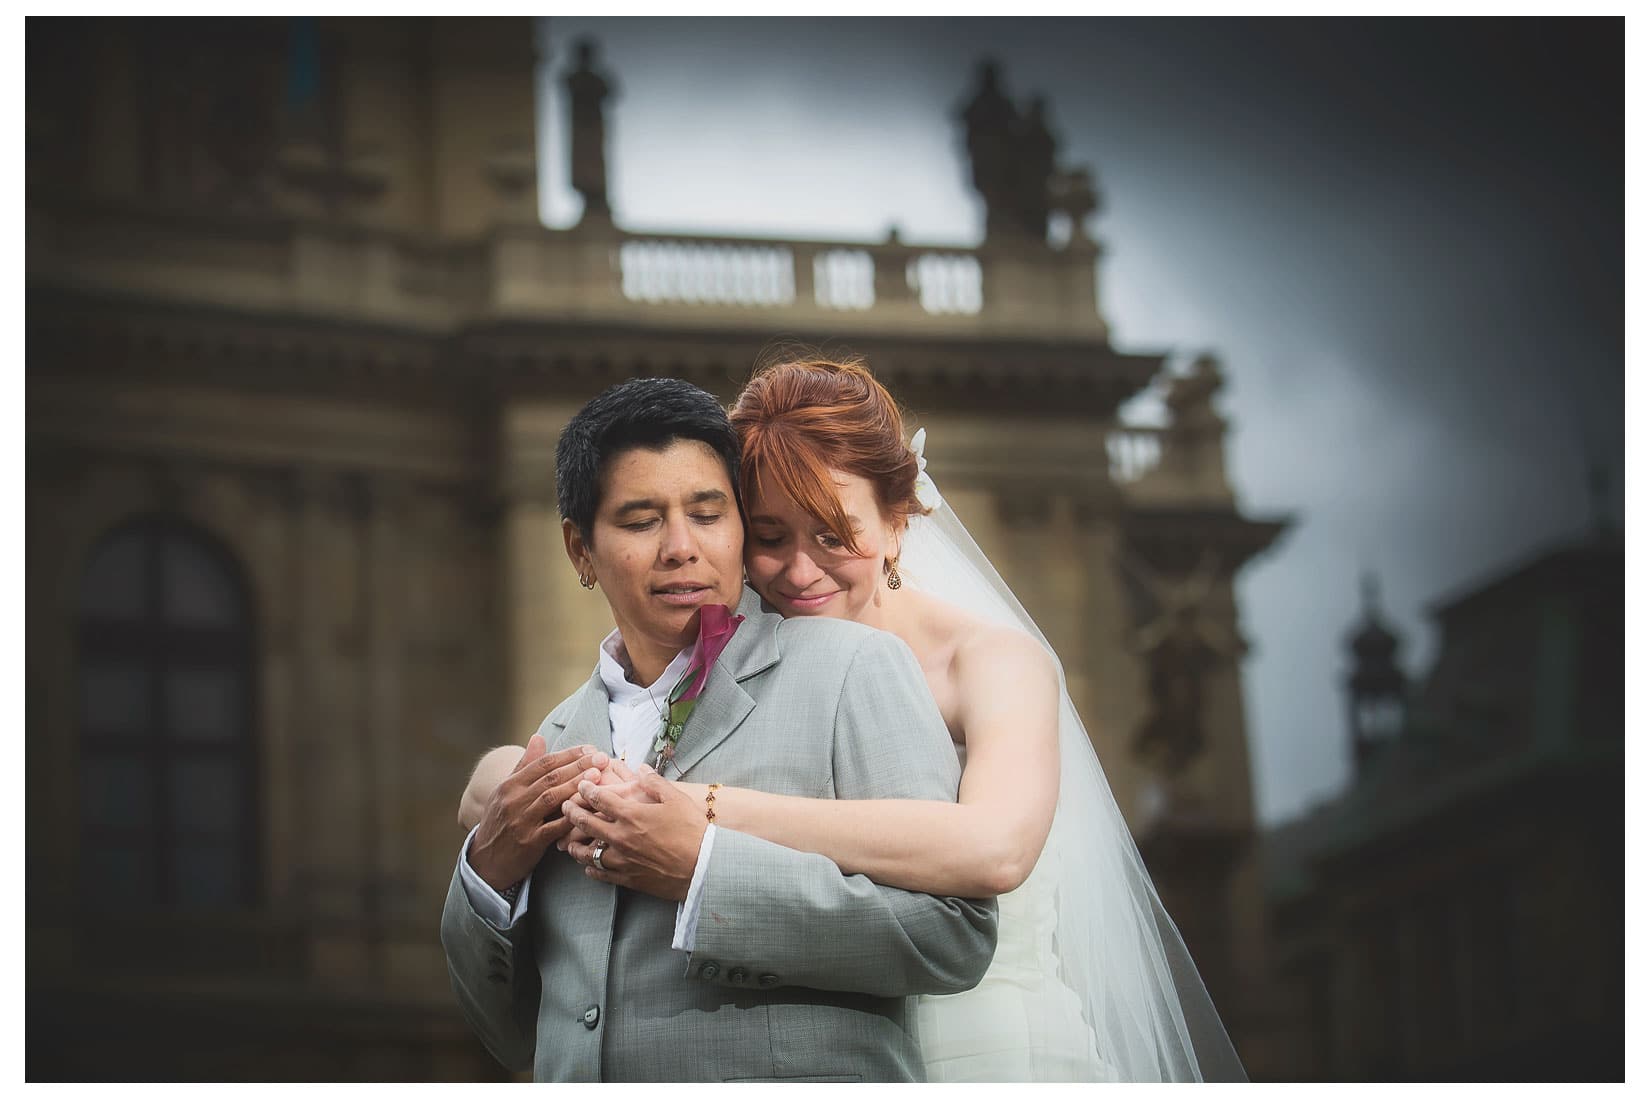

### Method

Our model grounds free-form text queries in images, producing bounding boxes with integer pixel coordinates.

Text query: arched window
[76,517,258,909]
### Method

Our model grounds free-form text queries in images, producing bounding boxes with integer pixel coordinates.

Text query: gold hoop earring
[885,558,902,590]
[578,572,596,590]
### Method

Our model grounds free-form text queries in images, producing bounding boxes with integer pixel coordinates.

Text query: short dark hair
[555,377,742,541]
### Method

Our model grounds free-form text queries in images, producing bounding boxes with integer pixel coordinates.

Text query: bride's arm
[682,630,1061,897]
[458,745,527,830]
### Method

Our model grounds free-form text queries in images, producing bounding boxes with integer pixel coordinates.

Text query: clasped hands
[466,733,708,903]
[558,756,708,903]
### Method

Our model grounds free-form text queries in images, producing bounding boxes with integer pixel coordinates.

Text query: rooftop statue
[959,62,1086,246]
[565,38,617,223]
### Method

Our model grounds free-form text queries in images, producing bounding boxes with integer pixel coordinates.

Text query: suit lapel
[556,672,615,754]
[537,673,620,942]
[665,664,753,779]
[666,586,779,779]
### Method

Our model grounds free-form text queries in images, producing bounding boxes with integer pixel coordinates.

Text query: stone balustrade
[1107,424,1166,485]
[615,231,985,316]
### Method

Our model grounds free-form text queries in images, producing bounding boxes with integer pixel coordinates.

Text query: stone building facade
[26,17,1286,1079]
[1259,532,1623,1081]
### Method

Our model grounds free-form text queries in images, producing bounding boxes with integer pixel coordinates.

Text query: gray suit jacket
[440,585,997,1082]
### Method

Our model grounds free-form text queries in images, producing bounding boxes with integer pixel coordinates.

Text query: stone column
[994,491,1084,685]
[360,473,416,982]
[1074,503,1154,831]
[251,470,303,911]
[294,467,370,985]
[497,402,615,741]
[1187,574,1266,1035]
[918,410,1120,763]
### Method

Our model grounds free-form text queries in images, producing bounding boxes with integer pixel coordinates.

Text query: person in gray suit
[440,377,997,1082]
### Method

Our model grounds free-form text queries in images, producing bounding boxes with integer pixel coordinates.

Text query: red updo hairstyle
[730,354,929,558]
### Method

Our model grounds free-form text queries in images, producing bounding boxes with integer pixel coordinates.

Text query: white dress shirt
[458,630,718,952]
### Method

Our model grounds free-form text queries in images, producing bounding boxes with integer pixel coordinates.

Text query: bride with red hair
[460,356,1244,1082]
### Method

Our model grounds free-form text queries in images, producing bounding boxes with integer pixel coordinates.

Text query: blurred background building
[1263,525,1623,1080]
[24,15,1621,1082]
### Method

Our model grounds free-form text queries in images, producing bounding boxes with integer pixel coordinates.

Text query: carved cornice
[29,291,448,394]
[1119,506,1293,577]
[446,320,1164,418]
[28,287,1165,418]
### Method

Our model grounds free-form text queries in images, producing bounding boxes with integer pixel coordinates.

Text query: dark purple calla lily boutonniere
[649,603,744,773]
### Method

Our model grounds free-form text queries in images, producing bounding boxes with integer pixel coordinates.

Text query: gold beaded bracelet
[705,783,722,824]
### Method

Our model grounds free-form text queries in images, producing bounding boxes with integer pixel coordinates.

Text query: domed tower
[1345,573,1407,772]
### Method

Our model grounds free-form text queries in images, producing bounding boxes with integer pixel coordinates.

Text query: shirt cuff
[458,826,532,930]
[671,823,718,952]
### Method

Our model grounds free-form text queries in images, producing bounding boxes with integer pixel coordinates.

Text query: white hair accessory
[910,427,943,510]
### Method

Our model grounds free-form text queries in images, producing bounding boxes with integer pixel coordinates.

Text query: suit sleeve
[687,630,998,997]
[439,850,541,1072]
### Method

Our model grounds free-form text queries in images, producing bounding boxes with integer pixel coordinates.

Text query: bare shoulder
[910,592,1056,700]
[956,621,1056,689]
[929,603,1059,753]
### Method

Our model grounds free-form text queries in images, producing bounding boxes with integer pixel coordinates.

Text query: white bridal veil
[900,432,1247,1082]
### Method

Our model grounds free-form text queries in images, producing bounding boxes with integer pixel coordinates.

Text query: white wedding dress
[898,434,1245,1082]
[916,825,1121,1082]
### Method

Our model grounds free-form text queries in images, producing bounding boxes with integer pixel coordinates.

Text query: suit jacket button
[729,968,748,984]
[582,1005,600,1030]
[699,961,720,980]
[757,973,779,988]
[487,972,508,984]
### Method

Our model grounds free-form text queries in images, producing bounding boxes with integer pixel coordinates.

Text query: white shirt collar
[597,628,698,708]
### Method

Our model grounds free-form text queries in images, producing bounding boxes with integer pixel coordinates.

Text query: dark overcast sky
[533,16,1623,825]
